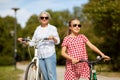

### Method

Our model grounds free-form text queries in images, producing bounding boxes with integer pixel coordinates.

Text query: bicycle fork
[90,65,97,80]
[35,48,40,80]
[92,69,97,80]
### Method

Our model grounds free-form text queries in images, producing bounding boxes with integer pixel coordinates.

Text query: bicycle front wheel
[24,62,43,80]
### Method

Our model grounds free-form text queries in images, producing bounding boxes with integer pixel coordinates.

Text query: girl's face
[39,13,49,25]
[69,19,81,35]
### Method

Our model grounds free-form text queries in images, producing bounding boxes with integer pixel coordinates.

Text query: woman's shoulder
[48,24,57,29]
[35,25,41,29]
[34,25,41,31]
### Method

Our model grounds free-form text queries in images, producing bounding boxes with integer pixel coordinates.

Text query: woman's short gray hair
[38,11,51,20]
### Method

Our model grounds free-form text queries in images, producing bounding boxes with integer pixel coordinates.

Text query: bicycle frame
[24,46,42,80]
[24,38,48,80]
[79,56,103,80]
[32,48,40,80]
[89,63,97,80]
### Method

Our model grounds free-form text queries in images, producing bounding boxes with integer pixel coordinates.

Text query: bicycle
[79,56,104,80]
[22,37,48,80]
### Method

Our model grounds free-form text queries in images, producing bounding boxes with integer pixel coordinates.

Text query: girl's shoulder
[78,34,87,38]
[64,34,86,39]
[78,34,89,42]
[63,35,73,41]
[64,35,71,38]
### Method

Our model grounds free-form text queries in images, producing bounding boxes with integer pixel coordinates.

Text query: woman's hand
[48,36,55,40]
[48,36,57,43]
[18,38,23,42]
[18,37,29,45]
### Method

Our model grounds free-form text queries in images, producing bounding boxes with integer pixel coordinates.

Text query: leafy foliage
[0,16,22,65]
[82,0,120,71]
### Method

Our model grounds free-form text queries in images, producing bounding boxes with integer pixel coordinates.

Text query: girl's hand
[72,58,79,64]
[102,55,111,61]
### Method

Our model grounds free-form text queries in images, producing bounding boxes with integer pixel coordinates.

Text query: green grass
[0,66,23,80]
[100,72,120,77]
[95,64,120,77]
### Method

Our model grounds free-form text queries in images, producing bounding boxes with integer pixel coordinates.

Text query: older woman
[18,11,60,80]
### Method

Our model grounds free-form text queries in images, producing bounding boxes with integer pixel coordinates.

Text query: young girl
[61,18,110,80]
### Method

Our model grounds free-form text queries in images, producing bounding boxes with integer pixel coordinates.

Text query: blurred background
[0,0,120,79]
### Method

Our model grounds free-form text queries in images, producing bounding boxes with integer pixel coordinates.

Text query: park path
[17,63,120,80]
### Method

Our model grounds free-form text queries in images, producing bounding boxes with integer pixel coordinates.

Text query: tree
[0,16,22,65]
[82,0,120,71]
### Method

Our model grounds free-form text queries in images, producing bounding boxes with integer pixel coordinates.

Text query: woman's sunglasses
[40,17,49,20]
[72,24,82,28]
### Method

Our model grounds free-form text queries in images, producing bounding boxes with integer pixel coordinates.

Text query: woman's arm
[51,27,60,45]
[48,36,59,44]
[18,38,29,45]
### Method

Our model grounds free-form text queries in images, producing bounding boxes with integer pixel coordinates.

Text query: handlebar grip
[44,38,49,40]
[22,38,30,42]
[78,56,103,64]
[22,37,49,42]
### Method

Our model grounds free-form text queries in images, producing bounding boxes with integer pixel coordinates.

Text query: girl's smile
[69,19,81,36]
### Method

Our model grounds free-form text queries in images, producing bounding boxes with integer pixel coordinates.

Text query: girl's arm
[61,46,79,64]
[86,41,110,60]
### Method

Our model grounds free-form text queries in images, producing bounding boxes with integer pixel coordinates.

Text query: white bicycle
[22,38,48,80]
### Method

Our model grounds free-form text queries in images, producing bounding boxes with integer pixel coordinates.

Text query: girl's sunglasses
[40,17,49,20]
[72,24,81,28]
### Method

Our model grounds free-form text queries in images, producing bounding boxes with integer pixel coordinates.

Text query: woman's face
[39,13,49,25]
[69,19,81,34]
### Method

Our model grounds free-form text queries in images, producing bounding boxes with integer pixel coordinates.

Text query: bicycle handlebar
[22,38,49,42]
[22,38,30,42]
[79,56,103,65]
